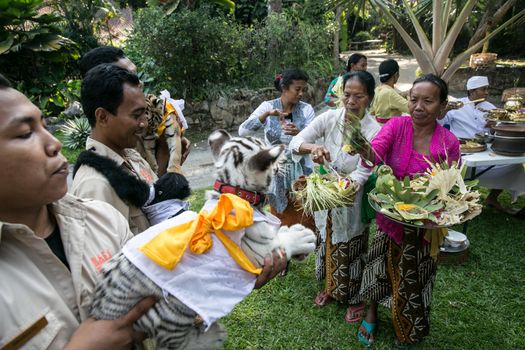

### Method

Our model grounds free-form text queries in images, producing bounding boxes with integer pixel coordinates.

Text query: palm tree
[333,0,525,81]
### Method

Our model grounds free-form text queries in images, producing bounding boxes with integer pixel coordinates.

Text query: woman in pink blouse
[357,74,460,347]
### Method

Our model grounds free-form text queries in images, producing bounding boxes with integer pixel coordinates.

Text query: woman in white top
[289,71,380,324]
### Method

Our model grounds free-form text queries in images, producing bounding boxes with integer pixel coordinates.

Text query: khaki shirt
[70,137,158,234]
[0,194,133,350]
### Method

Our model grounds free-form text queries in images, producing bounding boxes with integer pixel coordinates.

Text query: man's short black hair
[0,74,12,89]
[81,64,141,127]
[79,46,126,77]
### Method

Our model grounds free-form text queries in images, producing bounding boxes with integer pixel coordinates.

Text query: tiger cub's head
[208,130,285,193]
[144,94,164,136]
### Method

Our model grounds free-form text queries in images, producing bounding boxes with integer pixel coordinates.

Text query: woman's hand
[281,122,299,136]
[269,108,287,117]
[357,142,375,166]
[65,297,156,350]
[310,145,331,164]
[258,109,286,124]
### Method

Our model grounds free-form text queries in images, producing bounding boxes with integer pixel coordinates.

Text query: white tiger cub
[207,129,316,266]
[90,130,316,350]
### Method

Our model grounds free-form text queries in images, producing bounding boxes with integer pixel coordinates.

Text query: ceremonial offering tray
[460,139,486,153]
[486,108,509,122]
[368,197,456,229]
[293,171,358,215]
[503,95,523,111]
[368,162,482,228]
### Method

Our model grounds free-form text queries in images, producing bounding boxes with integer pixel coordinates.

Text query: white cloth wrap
[159,90,188,129]
[466,76,489,90]
[123,198,278,328]
[314,185,366,244]
[142,199,190,225]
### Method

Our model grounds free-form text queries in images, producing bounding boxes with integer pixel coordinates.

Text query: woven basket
[469,53,497,68]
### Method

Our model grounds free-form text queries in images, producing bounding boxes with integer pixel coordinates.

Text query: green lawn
[187,188,525,350]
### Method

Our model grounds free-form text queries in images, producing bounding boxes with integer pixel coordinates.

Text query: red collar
[213,180,264,205]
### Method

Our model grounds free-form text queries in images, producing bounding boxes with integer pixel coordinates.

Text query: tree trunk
[333,5,342,69]
[482,30,490,53]
[267,0,282,14]
[468,0,516,50]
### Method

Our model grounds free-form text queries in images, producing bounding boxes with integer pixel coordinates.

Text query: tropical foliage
[59,116,91,150]
[127,6,246,99]
[0,0,74,55]
[333,0,525,81]
[0,0,79,115]
[127,6,334,100]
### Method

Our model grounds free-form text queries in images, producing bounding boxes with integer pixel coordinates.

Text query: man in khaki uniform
[0,74,287,350]
[78,45,191,176]
[0,74,155,349]
[70,64,157,234]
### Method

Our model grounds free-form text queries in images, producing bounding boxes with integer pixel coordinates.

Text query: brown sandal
[314,291,333,306]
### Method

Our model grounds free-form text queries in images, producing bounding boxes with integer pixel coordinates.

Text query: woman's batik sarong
[360,227,437,344]
[315,212,369,304]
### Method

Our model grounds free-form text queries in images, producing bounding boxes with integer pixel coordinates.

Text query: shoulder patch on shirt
[90,249,113,271]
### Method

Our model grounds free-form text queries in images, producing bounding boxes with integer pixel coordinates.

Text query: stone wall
[448,66,525,99]
[184,77,331,131]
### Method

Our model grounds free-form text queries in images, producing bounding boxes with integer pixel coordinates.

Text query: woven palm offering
[369,162,482,227]
[340,110,370,155]
[293,171,359,216]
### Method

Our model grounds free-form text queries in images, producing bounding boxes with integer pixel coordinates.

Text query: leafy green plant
[60,117,91,150]
[353,30,373,41]
[0,0,80,117]
[239,11,334,88]
[0,0,75,55]
[234,0,267,25]
[126,6,334,100]
[127,6,245,100]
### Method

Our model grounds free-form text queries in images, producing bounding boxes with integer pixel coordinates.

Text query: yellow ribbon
[139,193,262,275]
[156,101,176,137]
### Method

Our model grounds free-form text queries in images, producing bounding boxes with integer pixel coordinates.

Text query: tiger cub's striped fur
[137,94,181,174]
[90,130,315,349]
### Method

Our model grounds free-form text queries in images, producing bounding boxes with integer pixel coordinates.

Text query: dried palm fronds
[292,171,358,216]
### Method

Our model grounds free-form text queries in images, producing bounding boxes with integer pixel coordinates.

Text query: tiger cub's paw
[182,322,227,350]
[278,224,316,260]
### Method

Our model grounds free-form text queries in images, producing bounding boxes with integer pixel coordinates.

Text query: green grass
[187,188,525,349]
[54,130,83,163]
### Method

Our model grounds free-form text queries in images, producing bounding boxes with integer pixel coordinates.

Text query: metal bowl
[491,133,525,156]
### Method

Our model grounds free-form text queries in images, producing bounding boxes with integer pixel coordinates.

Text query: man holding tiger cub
[0,73,287,349]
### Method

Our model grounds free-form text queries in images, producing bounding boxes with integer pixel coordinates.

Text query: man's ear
[95,107,110,127]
